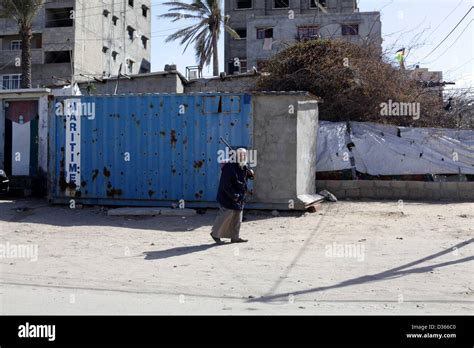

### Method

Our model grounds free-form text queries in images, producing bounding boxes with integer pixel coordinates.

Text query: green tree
[161,0,239,76]
[0,0,45,88]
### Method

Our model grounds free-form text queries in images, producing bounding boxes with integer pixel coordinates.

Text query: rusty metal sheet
[48,93,253,206]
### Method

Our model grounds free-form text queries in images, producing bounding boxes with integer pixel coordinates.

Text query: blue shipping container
[48,93,253,207]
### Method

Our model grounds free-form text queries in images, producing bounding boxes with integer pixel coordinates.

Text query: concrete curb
[107,208,196,216]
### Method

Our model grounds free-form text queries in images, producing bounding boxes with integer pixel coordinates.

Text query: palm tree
[0,0,45,88]
[161,0,239,76]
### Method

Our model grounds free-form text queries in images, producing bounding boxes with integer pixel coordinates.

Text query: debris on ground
[306,203,322,213]
[319,190,337,202]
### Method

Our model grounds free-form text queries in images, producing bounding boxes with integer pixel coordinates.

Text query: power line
[446,58,474,74]
[429,19,473,64]
[420,6,473,63]
[424,0,464,41]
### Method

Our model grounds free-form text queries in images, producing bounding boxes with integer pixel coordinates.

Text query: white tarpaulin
[316,121,474,175]
[53,83,82,96]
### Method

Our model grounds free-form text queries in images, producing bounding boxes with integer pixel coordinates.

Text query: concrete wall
[250,94,319,208]
[297,100,318,195]
[251,95,297,202]
[316,180,474,201]
[74,0,151,81]
[185,74,258,93]
[77,72,184,94]
[79,71,257,95]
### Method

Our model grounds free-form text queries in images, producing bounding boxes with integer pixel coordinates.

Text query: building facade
[0,0,151,89]
[224,0,381,73]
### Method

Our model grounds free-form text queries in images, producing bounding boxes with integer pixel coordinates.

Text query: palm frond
[0,0,44,25]
[194,28,213,67]
[224,24,240,39]
[165,24,202,42]
[160,12,205,22]
[161,0,235,74]
[181,19,208,51]
[161,1,207,13]
[204,0,218,13]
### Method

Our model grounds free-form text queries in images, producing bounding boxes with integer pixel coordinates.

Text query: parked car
[0,169,9,194]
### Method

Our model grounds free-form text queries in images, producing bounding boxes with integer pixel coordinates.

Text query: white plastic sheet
[316,121,474,175]
[53,83,82,96]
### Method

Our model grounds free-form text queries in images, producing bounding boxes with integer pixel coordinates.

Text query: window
[298,26,319,40]
[256,28,273,39]
[238,59,247,72]
[310,0,327,8]
[236,0,252,9]
[235,28,247,39]
[103,9,110,17]
[6,36,40,50]
[45,51,71,64]
[45,8,73,28]
[342,24,359,35]
[141,36,148,49]
[34,35,42,49]
[112,15,119,25]
[1,74,21,90]
[229,58,247,73]
[142,5,149,17]
[10,40,21,50]
[139,59,151,73]
[112,51,119,61]
[274,0,289,8]
[127,59,134,74]
[127,26,135,40]
[128,0,134,7]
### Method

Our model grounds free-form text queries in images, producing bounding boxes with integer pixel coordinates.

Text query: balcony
[42,26,74,46]
[0,49,44,65]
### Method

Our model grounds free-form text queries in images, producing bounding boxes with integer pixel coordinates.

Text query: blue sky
[151,0,473,89]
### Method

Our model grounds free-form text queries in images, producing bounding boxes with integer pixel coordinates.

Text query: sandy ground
[0,198,472,315]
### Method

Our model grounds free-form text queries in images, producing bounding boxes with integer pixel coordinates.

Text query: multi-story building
[0,0,151,89]
[224,0,381,73]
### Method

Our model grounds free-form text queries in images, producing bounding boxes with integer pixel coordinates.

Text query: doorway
[4,100,39,177]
